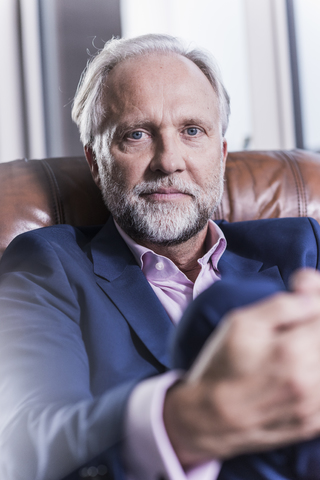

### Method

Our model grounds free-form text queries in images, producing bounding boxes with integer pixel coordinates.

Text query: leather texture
[215,149,320,222]
[1,149,320,258]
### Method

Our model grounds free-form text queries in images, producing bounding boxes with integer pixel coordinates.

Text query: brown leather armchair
[1,149,320,260]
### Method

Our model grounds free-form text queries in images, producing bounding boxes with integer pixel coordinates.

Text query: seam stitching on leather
[292,155,308,217]
[283,152,302,217]
[285,151,307,217]
[40,161,66,224]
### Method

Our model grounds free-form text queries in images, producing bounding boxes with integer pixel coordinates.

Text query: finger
[289,268,320,295]
[229,291,320,331]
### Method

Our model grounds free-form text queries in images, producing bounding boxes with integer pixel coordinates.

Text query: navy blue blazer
[0,216,320,480]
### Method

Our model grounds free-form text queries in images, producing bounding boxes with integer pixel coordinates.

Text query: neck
[139,225,209,283]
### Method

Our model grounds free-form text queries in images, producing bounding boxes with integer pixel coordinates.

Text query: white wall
[294,0,320,151]
[244,0,295,150]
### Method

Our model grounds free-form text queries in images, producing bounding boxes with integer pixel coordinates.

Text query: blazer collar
[218,249,285,288]
[89,218,174,369]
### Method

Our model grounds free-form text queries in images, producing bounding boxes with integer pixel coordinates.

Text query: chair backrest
[1,149,320,259]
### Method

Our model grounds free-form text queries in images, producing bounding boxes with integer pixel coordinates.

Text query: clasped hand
[164,269,320,468]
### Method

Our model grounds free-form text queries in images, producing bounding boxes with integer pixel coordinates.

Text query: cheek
[112,139,157,174]
[109,152,148,187]
[188,153,222,185]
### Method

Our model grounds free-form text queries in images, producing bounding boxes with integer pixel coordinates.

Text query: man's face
[92,53,227,246]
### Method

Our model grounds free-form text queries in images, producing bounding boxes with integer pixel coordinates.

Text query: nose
[149,133,186,174]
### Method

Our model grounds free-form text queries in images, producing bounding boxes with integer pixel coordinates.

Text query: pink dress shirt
[115,220,226,480]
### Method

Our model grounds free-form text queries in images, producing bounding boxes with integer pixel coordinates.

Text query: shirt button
[155,262,164,271]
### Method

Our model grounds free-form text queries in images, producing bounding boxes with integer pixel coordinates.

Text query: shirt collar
[114,219,226,273]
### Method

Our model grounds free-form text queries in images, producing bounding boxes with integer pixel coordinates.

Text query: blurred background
[0,0,319,163]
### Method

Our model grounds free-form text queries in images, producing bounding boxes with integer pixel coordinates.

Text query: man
[1,33,320,480]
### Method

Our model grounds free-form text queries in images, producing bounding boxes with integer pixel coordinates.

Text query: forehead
[102,53,220,126]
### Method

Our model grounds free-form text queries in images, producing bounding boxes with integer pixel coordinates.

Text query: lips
[133,178,199,199]
[140,187,192,195]
[140,188,192,203]
[148,188,184,195]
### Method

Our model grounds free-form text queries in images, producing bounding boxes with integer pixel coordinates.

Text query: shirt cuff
[122,371,221,480]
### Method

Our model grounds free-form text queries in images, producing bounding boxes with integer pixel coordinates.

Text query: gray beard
[98,156,224,246]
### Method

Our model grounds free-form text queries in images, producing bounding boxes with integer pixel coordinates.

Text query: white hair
[72,34,230,147]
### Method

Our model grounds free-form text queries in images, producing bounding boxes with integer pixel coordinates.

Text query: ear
[84,145,101,188]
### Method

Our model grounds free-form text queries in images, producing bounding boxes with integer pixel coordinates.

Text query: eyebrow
[179,117,215,130]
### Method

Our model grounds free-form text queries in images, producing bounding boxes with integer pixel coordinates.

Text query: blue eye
[130,131,143,140]
[186,127,199,136]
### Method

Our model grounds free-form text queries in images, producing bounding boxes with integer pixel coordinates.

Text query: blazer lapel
[218,249,286,290]
[89,218,174,370]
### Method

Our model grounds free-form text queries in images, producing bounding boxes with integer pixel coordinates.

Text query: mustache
[132,176,202,197]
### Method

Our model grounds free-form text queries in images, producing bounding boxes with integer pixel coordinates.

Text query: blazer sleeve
[0,231,135,480]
